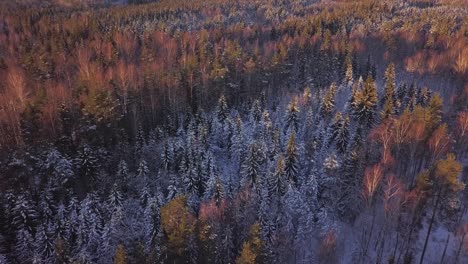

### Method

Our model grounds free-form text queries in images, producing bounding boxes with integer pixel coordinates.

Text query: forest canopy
[0,0,467,263]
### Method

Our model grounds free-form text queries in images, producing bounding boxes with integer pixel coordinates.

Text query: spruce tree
[217,94,229,124]
[320,83,337,119]
[161,141,173,171]
[352,76,378,128]
[241,143,263,189]
[381,63,396,119]
[336,115,350,154]
[284,132,298,185]
[328,112,343,147]
[107,184,123,212]
[251,99,262,123]
[285,98,300,133]
[268,155,286,197]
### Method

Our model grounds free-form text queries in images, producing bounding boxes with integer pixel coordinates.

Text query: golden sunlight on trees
[114,245,127,264]
[161,196,196,256]
[417,153,464,264]
[363,163,383,204]
[236,223,262,264]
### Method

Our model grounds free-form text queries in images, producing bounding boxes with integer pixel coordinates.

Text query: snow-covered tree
[161,141,173,171]
[241,142,264,190]
[284,132,298,185]
[320,83,337,119]
[44,149,74,186]
[285,98,300,133]
[268,154,287,198]
[217,94,229,124]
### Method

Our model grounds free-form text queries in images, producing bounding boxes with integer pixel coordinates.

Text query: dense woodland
[0,0,467,263]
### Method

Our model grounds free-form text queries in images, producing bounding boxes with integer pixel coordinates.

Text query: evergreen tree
[344,54,354,85]
[161,141,173,171]
[352,76,378,128]
[251,99,262,123]
[285,98,300,133]
[114,245,127,264]
[76,144,100,182]
[381,63,397,119]
[137,159,149,180]
[217,94,229,124]
[35,223,56,262]
[241,142,263,189]
[14,227,35,263]
[12,194,37,233]
[337,149,362,221]
[45,149,74,186]
[144,196,163,255]
[269,155,287,197]
[336,115,350,154]
[328,112,343,147]
[284,132,298,185]
[205,175,224,206]
[117,160,129,183]
[417,87,431,107]
[320,83,337,119]
[303,87,312,107]
[107,184,123,212]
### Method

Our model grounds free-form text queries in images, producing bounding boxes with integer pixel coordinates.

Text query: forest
[0,0,467,263]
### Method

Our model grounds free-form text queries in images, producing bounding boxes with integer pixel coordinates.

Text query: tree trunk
[393,233,399,261]
[455,232,466,264]
[419,190,441,264]
[363,206,376,260]
[439,234,450,264]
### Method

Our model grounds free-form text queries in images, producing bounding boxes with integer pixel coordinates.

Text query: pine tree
[144,196,163,255]
[161,141,173,171]
[135,124,146,159]
[352,76,378,128]
[58,104,74,150]
[76,144,99,182]
[232,115,244,159]
[184,167,200,196]
[258,184,274,254]
[217,94,229,124]
[137,159,149,180]
[14,227,35,263]
[417,87,431,107]
[221,224,236,264]
[107,183,123,212]
[269,129,281,161]
[35,223,56,262]
[284,132,298,185]
[336,115,350,154]
[117,160,129,183]
[285,98,300,133]
[303,87,312,107]
[320,83,337,119]
[201,152,216,196]
[251,99,262,123]
[114,244,127,264]
[328,112,343,147]
[45,149,74,186]
[337,149,362,221]
[269,155,287,197]
[241,142,263,189]
[344,54,354,85]
[381,63,396,119]
[205,175,224,206]
[12,194,37,233]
